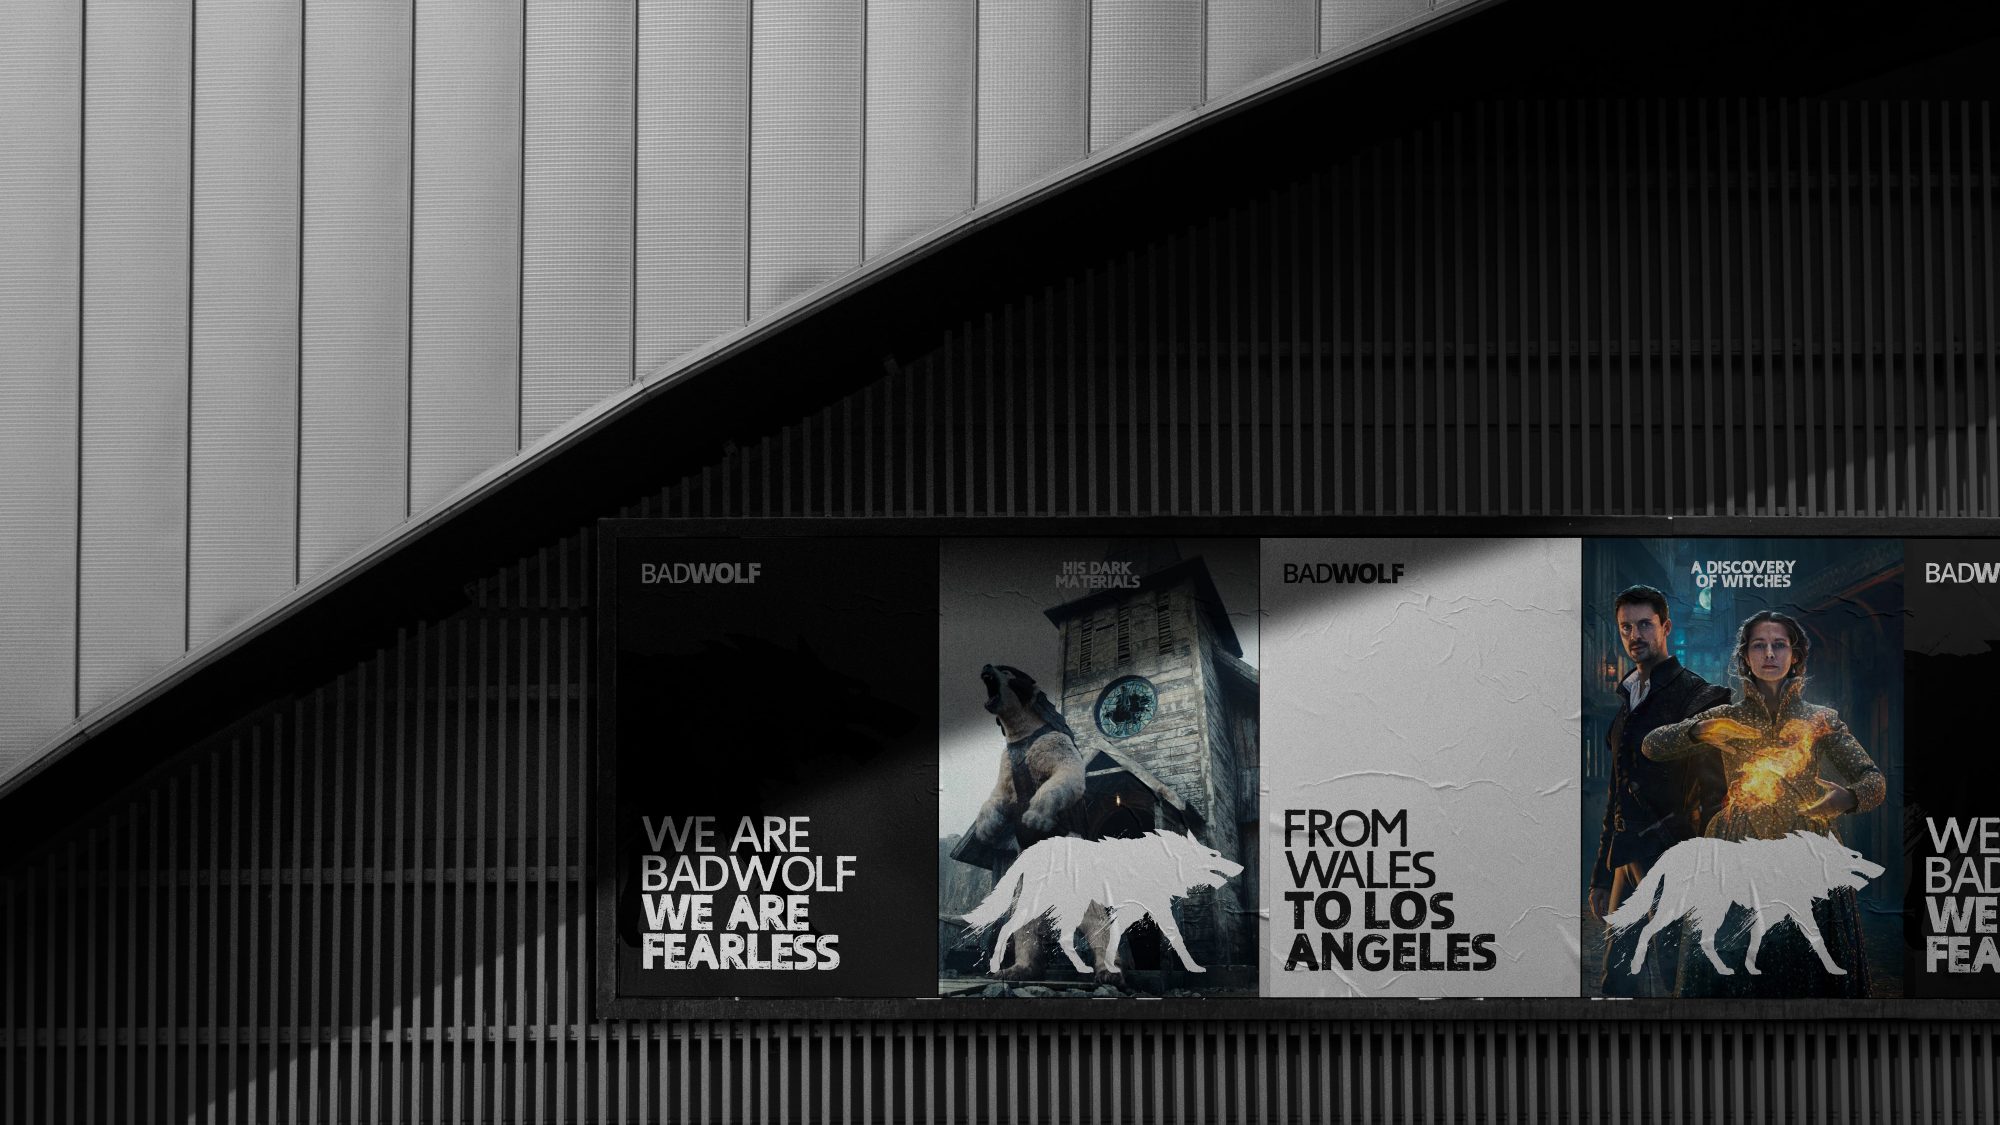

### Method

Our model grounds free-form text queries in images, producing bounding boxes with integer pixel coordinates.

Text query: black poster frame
[594,517,2000,1022]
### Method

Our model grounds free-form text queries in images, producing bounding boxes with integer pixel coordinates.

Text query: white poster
[1260,538,1581,997]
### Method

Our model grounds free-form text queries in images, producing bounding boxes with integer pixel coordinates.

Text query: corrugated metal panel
[409,0,522,511]
[748,0,864,319]
[1090,0,1204,152]
[2,527,1996,1120]
[1322,0,1428,53]
[19,0,1484,742]
[636,0,748,375]
[1206,0,1315,101]
[976,0,1087,202]
[863,0,974,259]
[188,0,301,647]
[298,0,412,581]
[78,0,192,712]
[12,92,2000,1125]
[0,0,81,767]
[521,0,633,445]
[659,99,2000,522]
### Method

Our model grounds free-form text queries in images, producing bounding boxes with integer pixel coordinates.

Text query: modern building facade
[5,0,2000,1118]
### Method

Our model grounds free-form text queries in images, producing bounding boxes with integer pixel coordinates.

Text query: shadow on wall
[1,559,613,1122]
[642,93,2000,523]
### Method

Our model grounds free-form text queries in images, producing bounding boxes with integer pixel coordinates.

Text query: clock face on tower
[1094,676,1158,739]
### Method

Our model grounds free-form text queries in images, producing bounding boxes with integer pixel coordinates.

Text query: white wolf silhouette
[961,830,1243,978]
[1605,831,1883,977]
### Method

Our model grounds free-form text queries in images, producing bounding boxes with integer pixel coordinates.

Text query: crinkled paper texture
[1259,538,1581,997]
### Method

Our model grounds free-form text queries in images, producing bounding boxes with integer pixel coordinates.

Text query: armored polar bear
[969,664,1088,847]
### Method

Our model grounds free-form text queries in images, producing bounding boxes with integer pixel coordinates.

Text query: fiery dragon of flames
[1705,714,1834,811]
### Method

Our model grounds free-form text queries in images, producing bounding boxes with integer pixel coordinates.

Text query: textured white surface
[0,0,1459,772]
[411,0,524,511]
[1090,0,1202,152]
[79,0,192,711]
[637,0,748,374]
[522,0,634,444]
[0,0,81,760]
[748,0,864,320]
[190,0,302,647]
[975,0,1087,203]
[299,0,411,581]
[1259,537,1580,997]
[864,0,974,259]
[1207,0,1315,101]
[1322,0,1429,53]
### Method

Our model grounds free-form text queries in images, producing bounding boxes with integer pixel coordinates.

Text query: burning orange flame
[1735,719,1817,808]
[1705,712,1835,812]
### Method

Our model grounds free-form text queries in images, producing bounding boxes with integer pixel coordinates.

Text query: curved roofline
[0,0,1502,800]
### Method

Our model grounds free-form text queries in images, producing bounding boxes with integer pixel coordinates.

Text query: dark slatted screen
[5,534,1996,1122]
[641,100,2000,522]
[6,99,2000,1123]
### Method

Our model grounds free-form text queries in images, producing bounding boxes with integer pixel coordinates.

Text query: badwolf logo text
[639,562,763,585]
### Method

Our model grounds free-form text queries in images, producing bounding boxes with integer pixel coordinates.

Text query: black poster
[1905,540,2000,998]
[595,529,939,1011]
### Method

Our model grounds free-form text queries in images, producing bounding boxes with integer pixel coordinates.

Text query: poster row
[597,530,2000,1008]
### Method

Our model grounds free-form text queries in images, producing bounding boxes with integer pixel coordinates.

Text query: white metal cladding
[976,0,1089,203]
[1091,0,1205,152]
[748,0,865,320]
[410,0,524,514]
[863,0,975,260]
[189,0,302,650]
[298,0,412,583]
[1324,0,1428,54]
[636,0,749,373]
[0,0,1460,773]
[0,0,81,764]
[1208,0,1317,102]
[78,0,192,713]
[521,0,634,446]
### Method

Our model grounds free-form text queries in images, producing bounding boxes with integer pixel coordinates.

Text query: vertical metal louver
[2,525,1995,1122]
[646,100,2000,523]
[7,97,2000,1125]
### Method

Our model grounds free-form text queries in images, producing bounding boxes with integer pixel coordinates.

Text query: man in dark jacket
[1590,584,1729,996]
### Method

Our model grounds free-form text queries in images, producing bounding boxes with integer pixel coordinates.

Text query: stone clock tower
[1042,545,1259,971]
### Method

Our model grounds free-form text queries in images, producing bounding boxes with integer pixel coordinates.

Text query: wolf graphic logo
[961,830,1243,978]
[1605,831,1883,977]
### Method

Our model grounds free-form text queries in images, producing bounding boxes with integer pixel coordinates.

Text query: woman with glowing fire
[1640,610,1886,996]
